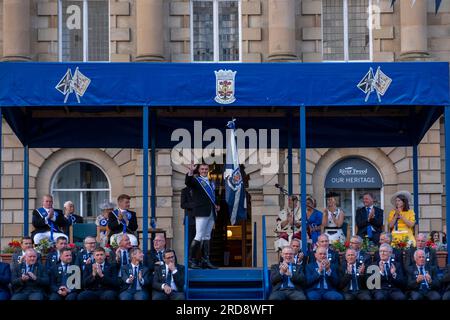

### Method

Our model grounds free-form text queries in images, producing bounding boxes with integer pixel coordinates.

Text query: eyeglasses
[165,255,175,259]
[379,250,390,253]
[85,242,96,245]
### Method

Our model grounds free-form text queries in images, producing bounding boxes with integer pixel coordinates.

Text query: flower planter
[436,251,448,269]
[0,253,13,264]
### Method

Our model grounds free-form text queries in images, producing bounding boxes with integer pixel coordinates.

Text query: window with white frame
[191,0,241,62]
[58,0,109,61]
[322,0,372,61]
[51,161,110,219]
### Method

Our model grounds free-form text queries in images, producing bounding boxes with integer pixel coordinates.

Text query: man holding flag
[224,119,247,227]
[186,163,219,269]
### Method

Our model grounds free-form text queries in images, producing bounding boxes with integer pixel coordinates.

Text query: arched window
[51,161,110,219]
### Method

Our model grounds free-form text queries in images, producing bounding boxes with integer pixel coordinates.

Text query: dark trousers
[49,292,78,300]
[342,290,372,300]
[306,289,343,300]
[269,289,306,300]
[152,290,185,300]
[373,289,406,300]
[119,290,149,300]
[410,290,441,300]
[0,290,10,301]
[77,290,117,300]
[11,292,45,300]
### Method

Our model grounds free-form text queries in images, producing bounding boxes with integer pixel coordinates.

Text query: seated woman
[322,192,346,243]
[306,196,322,248]
[96,200,115,247]
[274,196,301,252]
[388,190,416,247]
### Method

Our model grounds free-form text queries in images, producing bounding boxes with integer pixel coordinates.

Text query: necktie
[133,266,138,290]
[320,268,325,289]
[166,269,172,286]
[420,266,428,290]
[62,264,68,286]
[122,250,128,265]
[158,251,163,262]
[384,262,389,279]
[366,207,373,238]
[351,265,358,291]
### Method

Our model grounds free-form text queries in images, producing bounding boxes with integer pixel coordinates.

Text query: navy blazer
[120,263,151,292]
[405,247,437,268]
[152,264,185,293]
[49,262,80,293]
[31,208,66,238]
[406,265,440,291]
[11,251,42,270]
[270,263,305,291]
[339,262,368,292]
[11,262,49,294]
[305,261,340,290]
[82,262,119,291]
[0,262,11,293]
[307,248,340,267]
[185,174,217,218]
[355,206,383,244]
[108,209,138,237]
[373,261,405,290]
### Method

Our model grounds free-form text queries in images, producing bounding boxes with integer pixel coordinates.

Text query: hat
[99,200,116,210]
[390,190,412,207]
[326,191,339,198]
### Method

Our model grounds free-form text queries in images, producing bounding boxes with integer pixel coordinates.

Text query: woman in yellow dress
[388,191,416,247]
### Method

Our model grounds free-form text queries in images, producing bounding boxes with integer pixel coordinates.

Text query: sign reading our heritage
[325,157,382,189]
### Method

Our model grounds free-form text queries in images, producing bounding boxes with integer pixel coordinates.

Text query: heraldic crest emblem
[214,69,237,104]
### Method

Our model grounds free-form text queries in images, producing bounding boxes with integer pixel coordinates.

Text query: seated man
[339,248,371,300]
[305,247,343,300]
[119,247,150,300]
[371,243,406,300]
[11,236,41,270]
[148,233,167,272]
[290,238,307,267]
[31,194,68,244]
[274,196,301,252]
[0,261,11,300]
[348,235,372,266]
[406,249,440,300]
[373,232,404,268]
[49,248,80,301]
[78,247,119,300]
[61,200,84,237]
[405,233,437,268]
[307,234,340,267]
[75,236,97,272]
[45,236,68,272]
[152,249,185,300]
[108,194,138,246]
[269,246,306,300]
[11,248,49,300]
[115,234,132,277]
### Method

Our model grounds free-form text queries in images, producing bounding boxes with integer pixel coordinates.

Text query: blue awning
[0,62,448,148]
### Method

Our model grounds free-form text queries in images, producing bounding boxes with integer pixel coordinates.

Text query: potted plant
[0,240,21,263]
[434,243,448,269]
[35,238,53,257]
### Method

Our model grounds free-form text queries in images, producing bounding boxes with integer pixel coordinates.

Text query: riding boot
[201,240,218,269]
[188,240,201,269]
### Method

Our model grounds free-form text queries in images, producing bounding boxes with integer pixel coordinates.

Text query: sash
[37,207,58,241]
[195,176,216,205]
[112,209,131,233]
[99,218,108,226]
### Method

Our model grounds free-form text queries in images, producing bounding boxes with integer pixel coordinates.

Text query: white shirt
[130,262,144,289]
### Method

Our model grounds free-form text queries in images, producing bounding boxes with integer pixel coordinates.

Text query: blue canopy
[0,62,448,148]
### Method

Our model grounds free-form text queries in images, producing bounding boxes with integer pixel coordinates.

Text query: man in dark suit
[185,163,219,269]
[0,261,11,300]
[371,243,406,300]
[11,248,49,300]
[181,186,196,250]
[45,236,69,272]
[119,247,151,300]
[269,246,306,300]
[305,247,343,300]
[31,194,68,244]
[114,233,132,277]
[61,200,84,236]
[152,249,185,300]
[11,236,41,270]
[406,249,440,300]
[339,248,371,300]
[405,233,437,268]
[349,235,372,266]
[108,194,138,246]
[355,192,383,245]
[49,248,79,300]
[78,246,119,300]
[148,233,167,273]
[75,236,97,272]
[373,232,404,269]
[290,238,307,267]
[307,234,340,267]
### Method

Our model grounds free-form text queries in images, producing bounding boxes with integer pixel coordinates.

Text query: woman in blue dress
[306,196,322,247]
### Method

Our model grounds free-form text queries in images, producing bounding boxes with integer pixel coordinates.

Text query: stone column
[136,0,165,62]
[399,0,430,60]
[2,0,31,61]
[268,0,298,61]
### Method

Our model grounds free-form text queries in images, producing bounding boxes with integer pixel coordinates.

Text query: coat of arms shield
[214,69,237,104]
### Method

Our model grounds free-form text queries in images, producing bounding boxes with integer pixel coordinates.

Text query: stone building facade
[0,0,449,265]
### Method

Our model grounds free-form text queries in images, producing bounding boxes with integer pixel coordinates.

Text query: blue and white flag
[224,119,247,225]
